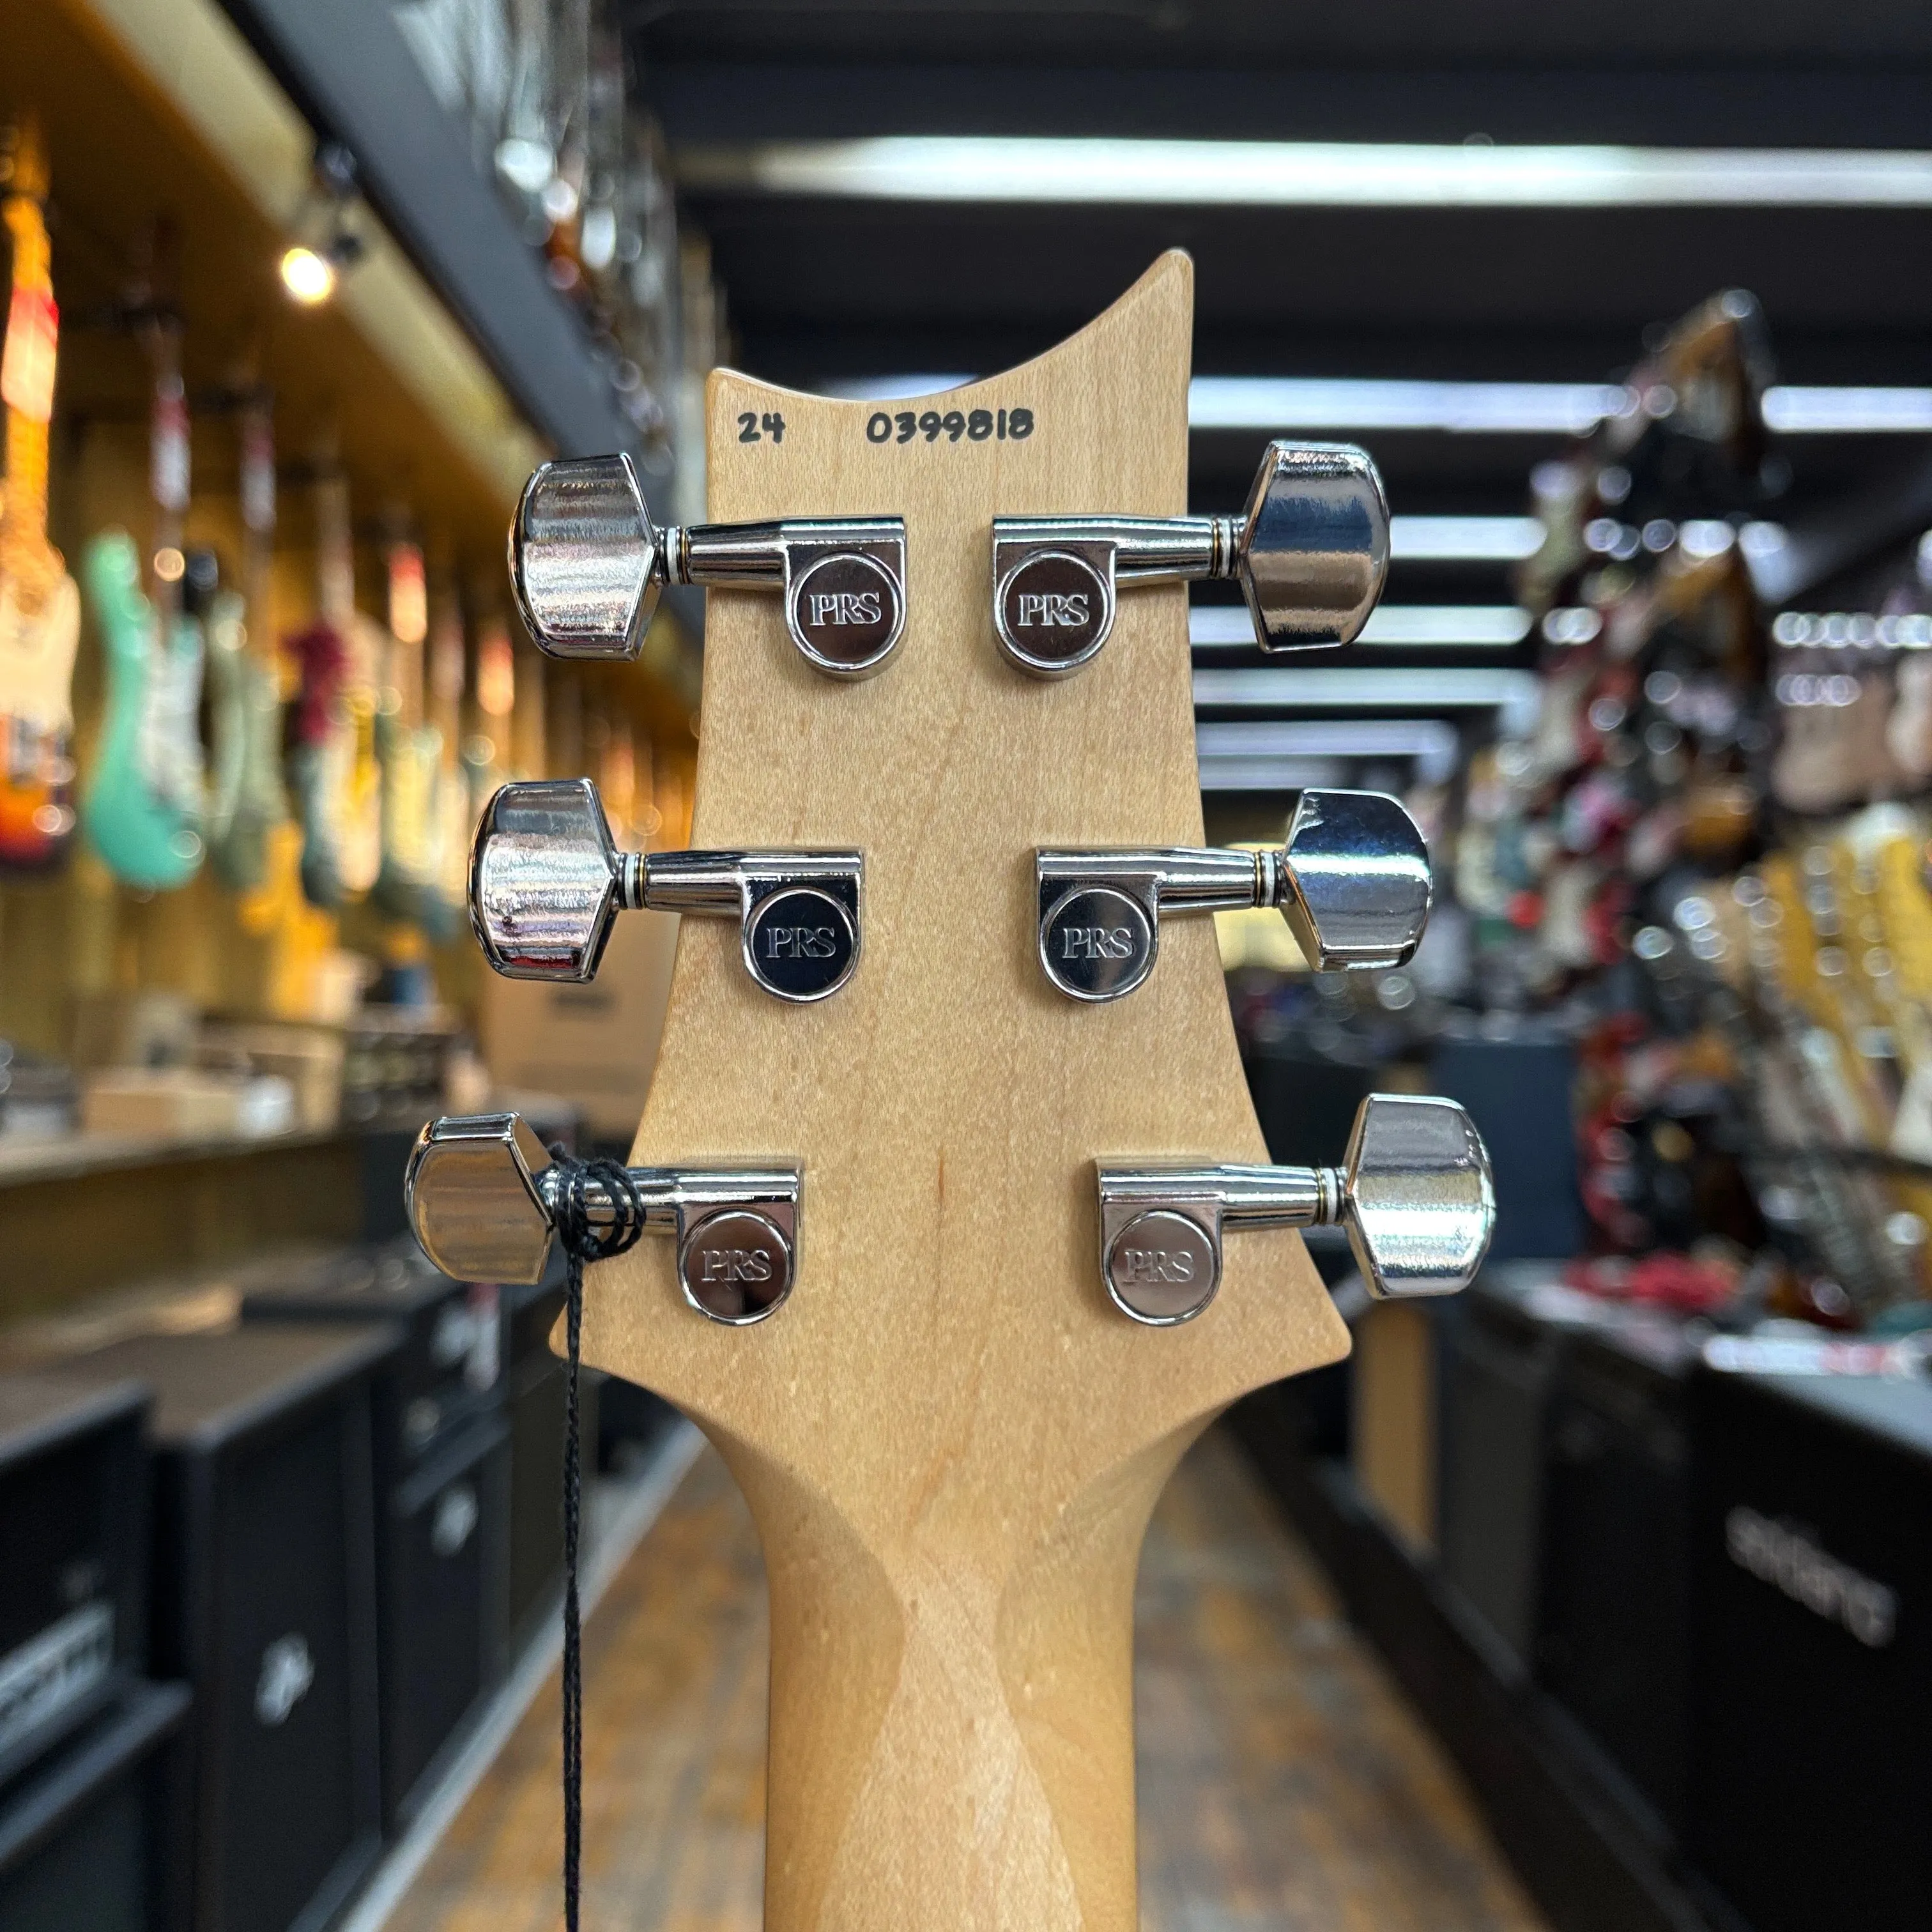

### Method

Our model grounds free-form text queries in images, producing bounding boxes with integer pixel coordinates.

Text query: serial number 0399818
[865,406,1034,446]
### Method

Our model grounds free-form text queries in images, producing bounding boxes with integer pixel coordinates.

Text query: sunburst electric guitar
[287,466,383,907]
[405,255,1494,1931]
[0,118,80,870]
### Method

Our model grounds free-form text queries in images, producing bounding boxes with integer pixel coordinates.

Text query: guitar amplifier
[1428,1034,1586,1261]
[0,1376,150,1788]
[238,1246,508,1829]
[380,1414,509,1823]
[0,1679,193,1932]
[1538,1319,1695,1841]
[1688,1370,1932,1932]
[237,1241,500,1487]
[66,1325,393,1932]
[1436,1268,1570,1671]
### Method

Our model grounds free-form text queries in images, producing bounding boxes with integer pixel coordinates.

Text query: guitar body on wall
[288,467,382,908]
[204,388,287,892]
[408,254,1493,1931]
[79,530,204,891]
[0,116,80,871]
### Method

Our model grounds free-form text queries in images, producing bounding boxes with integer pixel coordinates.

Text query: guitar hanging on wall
[0,117,80,871]
[203,381,288,892]
[286,461,383,908]
[80,241,206,892]
[408,254,1494,1931]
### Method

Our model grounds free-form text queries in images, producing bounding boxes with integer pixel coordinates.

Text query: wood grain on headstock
[584,251,1349,1931]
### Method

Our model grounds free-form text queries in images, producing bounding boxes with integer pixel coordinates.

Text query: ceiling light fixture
[680,137,1932,210]
[824,374,1932,437]
[1192,604,1533,648]
[280,141,365,307]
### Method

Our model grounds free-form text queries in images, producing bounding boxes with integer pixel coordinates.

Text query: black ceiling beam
[218,0,641,462]
[643,59,1932,149]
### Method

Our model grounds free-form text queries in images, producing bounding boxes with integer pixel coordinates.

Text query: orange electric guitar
[406,256,1493,1930]
[0,118,80,869]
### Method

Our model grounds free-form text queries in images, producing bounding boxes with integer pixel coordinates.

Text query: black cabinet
[380,1415,509,1820]
[1689,1371,1932,1932]
[0,1681,192,1932]
[0,1376,150,1787]
[1538,1322,1694,1841]
[69,1326,393,1932]
[240,1241,510,1827]
[1437,1273,1568,1672]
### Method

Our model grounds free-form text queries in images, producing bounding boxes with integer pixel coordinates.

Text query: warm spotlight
[279,244,336,305]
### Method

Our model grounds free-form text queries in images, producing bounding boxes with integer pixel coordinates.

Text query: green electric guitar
[79,310,204,891]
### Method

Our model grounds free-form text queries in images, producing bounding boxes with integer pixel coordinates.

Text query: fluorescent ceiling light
[1195,666,1541,735]
[1192,377,1627,435]
[1197,718,1461,786]
[820,374,974,401]
[1193,604,1531,648]
[819,375,1932,436]
[1390,516,1544,561]
[1193,377,1932,436]
[1761,388,1932,434]
[678,139,1932,210]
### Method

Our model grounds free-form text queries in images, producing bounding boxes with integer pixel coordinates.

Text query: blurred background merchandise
[4,4,1932,1932]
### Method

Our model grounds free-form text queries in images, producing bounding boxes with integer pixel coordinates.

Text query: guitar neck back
[579,252,1349,1932]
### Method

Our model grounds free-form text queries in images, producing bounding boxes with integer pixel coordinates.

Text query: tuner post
[510,452,907,678]
[1036,788,1430,1001]
[405,1113,802,1325]
[1094,1094,1494,1324]
[990,440,1388,676]
[470,778,863,1002]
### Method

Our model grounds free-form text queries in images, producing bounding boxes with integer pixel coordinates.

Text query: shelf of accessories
[0,1111,431,1323]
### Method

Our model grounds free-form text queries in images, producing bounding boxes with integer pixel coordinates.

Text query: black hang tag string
[545,1147,647,1932]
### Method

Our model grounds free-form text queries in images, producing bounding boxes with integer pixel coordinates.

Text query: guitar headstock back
[576,252,1349,1930]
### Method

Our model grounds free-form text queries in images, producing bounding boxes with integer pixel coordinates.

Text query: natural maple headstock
[574,252,1349,1931]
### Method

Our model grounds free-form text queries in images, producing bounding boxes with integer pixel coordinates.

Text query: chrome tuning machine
[470,779,862,1004]
[1036,789,1430,1002]
[406,1114,801,1325]
[1096,1094,1494,1325]
[991,440,1388,677]
[512,452,906,678]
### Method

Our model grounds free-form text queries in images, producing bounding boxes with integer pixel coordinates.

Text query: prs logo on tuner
[1061,924,1137,962]
[806,589,884,627]
[1015,591,1091,628]
[699,1246,776,1285]
[762,924,841,961]
[1117,1245,1198,1285]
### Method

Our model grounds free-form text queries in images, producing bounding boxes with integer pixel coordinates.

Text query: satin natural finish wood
[581,251,1350,1932]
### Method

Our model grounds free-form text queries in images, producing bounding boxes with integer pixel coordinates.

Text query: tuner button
[1234,442,1390,651]
[471,779,630,981]
[1338,1094,1494,1298]
[406,1114,557,1287]
[1039,882,1157,1000]
[1275,790,1432,972]
[993,544,1117,677]
[511,454,666,660]
[678,1208,795,1324]
[1103,1208,1221,1324]
[744,885,859,1001]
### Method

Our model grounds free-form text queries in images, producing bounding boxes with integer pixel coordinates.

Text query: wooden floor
[387,1430,1545,1932]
